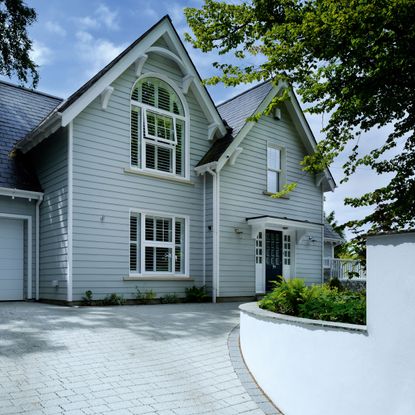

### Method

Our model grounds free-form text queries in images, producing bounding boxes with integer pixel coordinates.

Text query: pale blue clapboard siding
[0,196,36,298]
[32,128,68,301]
[71,53,212,300]
[219,106,323,296]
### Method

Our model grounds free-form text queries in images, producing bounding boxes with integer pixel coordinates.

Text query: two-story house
[0,16,335,303]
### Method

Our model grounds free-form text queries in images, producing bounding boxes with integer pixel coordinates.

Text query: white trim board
[214,83,335,192]
[17,17,226,154]
[0,213,33,299]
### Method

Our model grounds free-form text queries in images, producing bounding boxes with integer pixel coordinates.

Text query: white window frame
[266,144,286,194]
[129,209,190,278]
[129,74,190,180]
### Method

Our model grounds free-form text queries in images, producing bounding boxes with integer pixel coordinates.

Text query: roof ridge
[0,80,63,101]
[217,80,271,107]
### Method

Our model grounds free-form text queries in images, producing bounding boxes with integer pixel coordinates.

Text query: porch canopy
[246,215,322,242]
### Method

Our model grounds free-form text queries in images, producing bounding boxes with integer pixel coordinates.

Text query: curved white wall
[240,232,415,415]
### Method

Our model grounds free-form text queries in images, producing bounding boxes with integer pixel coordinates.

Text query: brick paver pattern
[0,302,275,415]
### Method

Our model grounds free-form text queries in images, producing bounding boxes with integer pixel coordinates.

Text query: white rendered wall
[240,232,415,415]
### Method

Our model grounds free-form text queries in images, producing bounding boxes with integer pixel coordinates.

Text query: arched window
[130,77,186,177]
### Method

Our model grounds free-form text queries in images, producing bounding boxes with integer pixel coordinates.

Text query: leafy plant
[185,286,208,303]
[135,287,157,304]
[102,293,126,306]
[160,293,179,304]
[327,277,344,291]
[259,278,366,325]
[81,290,93,306]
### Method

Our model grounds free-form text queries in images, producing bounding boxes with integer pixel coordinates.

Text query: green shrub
[135,288,157,304]
[101,293,126,306]
[259,278,366,325]
[185,285,208,303]
[160,293,179,304]
[327,277,344,291]
[81,290,93,306]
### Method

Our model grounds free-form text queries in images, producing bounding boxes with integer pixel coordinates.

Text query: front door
[265,230,283,291]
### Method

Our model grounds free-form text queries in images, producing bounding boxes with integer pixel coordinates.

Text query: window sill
[124,167,194,185]
[263,191,290,199]
[124,275,194,281]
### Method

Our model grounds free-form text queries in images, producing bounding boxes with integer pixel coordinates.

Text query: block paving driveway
[0,302,279,415]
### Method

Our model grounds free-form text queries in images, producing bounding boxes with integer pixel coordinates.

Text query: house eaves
[16,15,226,154]
[197,80,336,192]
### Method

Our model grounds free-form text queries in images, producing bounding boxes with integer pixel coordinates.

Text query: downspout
[202,174,206,287]
[35,195,43,300]
[67,122,73,302]
[206,168,218,303]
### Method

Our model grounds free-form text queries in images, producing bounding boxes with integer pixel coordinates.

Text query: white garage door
[0,218,24,301]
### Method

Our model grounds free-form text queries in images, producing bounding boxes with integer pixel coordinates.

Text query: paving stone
[0,302,280,415]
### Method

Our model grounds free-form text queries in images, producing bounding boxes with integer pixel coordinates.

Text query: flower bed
[259,278,366,325]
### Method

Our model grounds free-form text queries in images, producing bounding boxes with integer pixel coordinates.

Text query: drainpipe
[207,168,219,303]
[35,195,43,300]
[202,174,206,287]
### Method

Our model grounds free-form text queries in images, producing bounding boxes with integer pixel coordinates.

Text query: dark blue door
[265,230,283,291]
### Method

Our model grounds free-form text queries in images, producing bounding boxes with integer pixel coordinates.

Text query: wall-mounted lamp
[308,235,317,243]
[100,215,105,222]
[234,228,243,235]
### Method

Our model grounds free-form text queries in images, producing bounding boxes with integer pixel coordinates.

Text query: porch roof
[246,215,322,240]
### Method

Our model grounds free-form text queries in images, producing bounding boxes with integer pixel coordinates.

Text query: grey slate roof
[0,81,62,191]
[197,81,274,166]
[217,81,273,136]
[324,220,344,242]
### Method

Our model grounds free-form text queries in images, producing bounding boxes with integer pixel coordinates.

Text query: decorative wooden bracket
[315,172,325,187]
[208,123,219,141]
[229,147,243,166]
[134,55,148,77]
[100,86,114,110]
[296,229,309,243]
[181,74,194,94]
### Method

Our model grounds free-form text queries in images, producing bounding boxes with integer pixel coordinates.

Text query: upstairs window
[267,146,281,193]
[130,77,186,177]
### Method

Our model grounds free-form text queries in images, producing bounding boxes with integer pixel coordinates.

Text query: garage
[0,218,24,301]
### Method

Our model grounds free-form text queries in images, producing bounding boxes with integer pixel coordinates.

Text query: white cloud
[77,16,99,30]
[45,21,66,36]
[96,4,119,30]
[30,41,53,66]
[167,3,185,25]
[76,31,126,76]
[75,4,119,31]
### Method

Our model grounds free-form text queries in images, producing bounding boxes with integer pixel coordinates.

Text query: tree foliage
[185,0,415,234]
[0,0,38,86]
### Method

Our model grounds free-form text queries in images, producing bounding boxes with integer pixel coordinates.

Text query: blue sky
[2,0,393,234]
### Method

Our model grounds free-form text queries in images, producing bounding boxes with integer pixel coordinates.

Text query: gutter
[15,112,62,154]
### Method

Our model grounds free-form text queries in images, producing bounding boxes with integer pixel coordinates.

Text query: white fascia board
[216,83,282,171]
[194,161,218,175]
[60,23,170,127]
[286,90,336,192]
[163,25,226,136]
[0,186,43,200]
[17,113,62,154]
[246,216,322,231]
